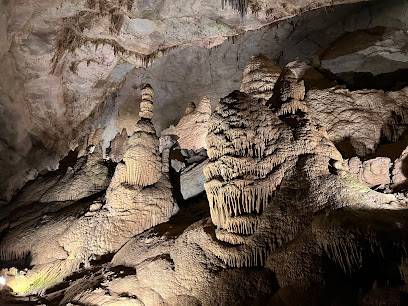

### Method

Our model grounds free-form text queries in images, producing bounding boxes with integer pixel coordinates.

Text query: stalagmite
[122,84,162,186]
[204,60,347,268]
[161,96,212,151]
[240,54,281,101]
[0,84,178,295]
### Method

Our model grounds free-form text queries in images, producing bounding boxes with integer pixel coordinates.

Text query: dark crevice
[0,252,32,270]
[334,69,408,91]
[153,192,210,240]
[365,129,408,161]
[169,148,185,206]
[334,138,358,159]
[311,65,408,92]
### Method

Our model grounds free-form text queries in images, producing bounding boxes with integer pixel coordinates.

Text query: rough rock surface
[44,59,408,305]
[321,27,408,84]
[240,54,281,101]
[2,50,408,305]
[108,128,128,162]
[162,96,212,151]
[2,0,395,202]
[306,86,408,156]
[0,85,178,295]
[180,160,208,200]
[392,146,408,188]
[347,157,392,187]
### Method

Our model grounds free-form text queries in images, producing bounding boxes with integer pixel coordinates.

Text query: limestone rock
[3,52,408,305]
[321,28,408,81]
[171,159,186,173]
[204,62,344,268]
[240,55,281,101]
[40,146,111,203]
[162,96,211,151]
[108,129,128,163]
[0,85,178,295]
[180,160,209,200]
[1,0,361,202]
[122,85,162,187]
[347,157,392,187]
[0,0,402,203]
[305,87,408,156]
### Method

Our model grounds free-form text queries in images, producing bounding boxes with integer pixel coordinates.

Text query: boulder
[180,160,208,200]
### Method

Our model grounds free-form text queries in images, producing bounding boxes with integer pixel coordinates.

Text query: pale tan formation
[122,84,162,186]
[0,144,110,222]
[240,55,281,101]
[305,87,408,156]
[347,157,392,187]
[40,145,111,203]
[0,85,178,295]
[161,96,212,151]
[203,63,341,267]
[3,56,407,305]
[108,128,129,163]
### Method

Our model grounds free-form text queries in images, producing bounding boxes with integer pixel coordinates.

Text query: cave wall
[1,0,407,203]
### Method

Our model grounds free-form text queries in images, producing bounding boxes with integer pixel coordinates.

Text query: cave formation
[1,0,408,305]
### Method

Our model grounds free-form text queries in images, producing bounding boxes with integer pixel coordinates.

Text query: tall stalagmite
[122,84,162,186]
[0,84,178,295]
[205,59,355,268]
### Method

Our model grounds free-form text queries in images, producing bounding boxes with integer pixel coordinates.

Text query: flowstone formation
[305,86,408,156]
[106,83,177,235]
[0,85,177,296]
[3,54,408,305]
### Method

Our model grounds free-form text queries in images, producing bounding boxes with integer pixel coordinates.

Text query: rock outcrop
[392,146,408,189]
[162,96,212,151]
[0,85,178,295]
[321,27,408,88]
[180,160,209,200]
[347,157,392,188]
[40,58,408,306]
[305,86,408,156]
